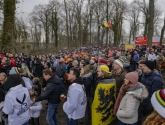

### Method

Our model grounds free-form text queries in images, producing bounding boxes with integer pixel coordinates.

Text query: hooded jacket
[30,100,42,118]
[117,83,148,124]
[112,69,127,95]
[2,84,31,125]
[63,78,87,120]
[81,72,93,96]
[22,76,32,91]
[36,76,63,104]
[140,71,163,111]
[56,63,66,78]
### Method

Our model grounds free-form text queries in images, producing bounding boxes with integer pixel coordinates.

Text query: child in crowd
[29,91,42,125]
[32,77,41,96]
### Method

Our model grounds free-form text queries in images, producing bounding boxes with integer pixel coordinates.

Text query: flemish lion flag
[92,80,116,125]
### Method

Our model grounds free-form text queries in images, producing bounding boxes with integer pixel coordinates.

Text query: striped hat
[115,59,124,68]
[11,67,21,74]
[119,56,130,67]
[151,89,165,118]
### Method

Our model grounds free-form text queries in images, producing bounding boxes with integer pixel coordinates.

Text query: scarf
[113,83,140,115]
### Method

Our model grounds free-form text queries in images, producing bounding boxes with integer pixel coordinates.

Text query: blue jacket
[141,71,163,111]
[133,53,139,63]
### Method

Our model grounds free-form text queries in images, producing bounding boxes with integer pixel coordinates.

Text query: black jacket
[56,63,66,78]
[36,76,63,104]
[0,84,5,102]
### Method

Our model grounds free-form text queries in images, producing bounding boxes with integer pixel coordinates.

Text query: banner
[135,36,147,45]
[135,36,160,45]
[92,81,116,125]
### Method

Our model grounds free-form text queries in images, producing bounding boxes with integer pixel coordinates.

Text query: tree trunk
[64,0,70,49]
[1,0,16,51]
[106,0,109,46]
[160,15,165,46]
[89,0,92,45]
[45,15,49,50]
[147,0,154,48]
[55,12,58,48]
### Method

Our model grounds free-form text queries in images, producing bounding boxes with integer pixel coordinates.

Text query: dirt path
[40,101,66,125]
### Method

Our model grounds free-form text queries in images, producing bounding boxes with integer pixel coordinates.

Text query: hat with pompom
[151,89,165,118]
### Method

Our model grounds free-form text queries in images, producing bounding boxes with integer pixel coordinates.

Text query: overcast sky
[17,0,165,15]
[16,0,165,34]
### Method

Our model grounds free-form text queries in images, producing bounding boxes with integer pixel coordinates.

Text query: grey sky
[17,0,49,15]
[16,0,165,34]
[17,0,165,14]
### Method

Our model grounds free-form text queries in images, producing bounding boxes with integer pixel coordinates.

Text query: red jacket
[10,58,16,67]
[1,62,5,69]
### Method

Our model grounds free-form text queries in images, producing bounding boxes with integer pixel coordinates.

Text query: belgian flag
[102,22,112,28]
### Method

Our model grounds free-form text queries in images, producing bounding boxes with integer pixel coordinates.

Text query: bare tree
[111,0,127,46]
[147,0,154,47]
[160,15,165,46]
[127,1,140,42]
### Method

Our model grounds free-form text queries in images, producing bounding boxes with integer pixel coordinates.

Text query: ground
[40,101,66,125]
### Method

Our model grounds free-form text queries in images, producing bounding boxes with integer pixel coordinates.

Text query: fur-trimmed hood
[81,72,92,78]
[127,82,148,101]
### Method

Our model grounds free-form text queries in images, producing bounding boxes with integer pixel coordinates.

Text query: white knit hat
[115,59,124,68]
[151,89,165,118]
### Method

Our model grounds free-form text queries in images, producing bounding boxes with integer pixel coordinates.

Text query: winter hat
[98,59,108,64]
[119,56,130,67]
[11,67,21,74]
[115,59,124,68]
[143,60,155,70]
[3,74,23,91]
[90,59,95,64]
[45,62,51,68]
[125,72,138,85]
[99,65,110,74]
[59,58,65,63]
[151,89,165,118]
[72,60,78,66]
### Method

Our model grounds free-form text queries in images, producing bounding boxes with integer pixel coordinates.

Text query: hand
[32,98,36,103]
[60,94,66,102]
[122,83,130,91]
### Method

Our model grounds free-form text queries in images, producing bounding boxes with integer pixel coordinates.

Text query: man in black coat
[34,69,63,125]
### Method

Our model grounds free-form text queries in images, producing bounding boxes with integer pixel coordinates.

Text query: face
[80,67,84,75]
[140,64,150,73]
[113,61,121,70]
[68,70,76,82]
[97,67,104,78]
[9,70,13,75]
[43,73,51,81]
[138,64,143,70]
[44,63,49,69]
[0,74,6,82]
[31,96,36,100]
[124,78,130,85]
[72,62,76,67]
